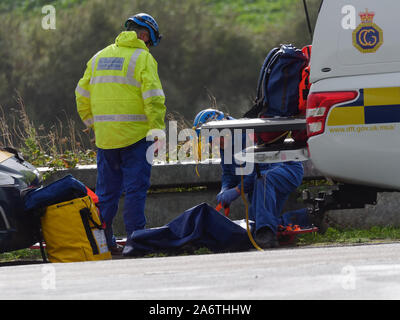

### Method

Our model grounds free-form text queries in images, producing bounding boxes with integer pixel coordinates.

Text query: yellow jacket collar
[115,31,149,51]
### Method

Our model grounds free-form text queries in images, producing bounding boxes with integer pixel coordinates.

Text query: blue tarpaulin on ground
[122,203,255,256]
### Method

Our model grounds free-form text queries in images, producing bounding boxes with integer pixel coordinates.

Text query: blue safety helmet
[193,109,228,136]
[125,13,162,47]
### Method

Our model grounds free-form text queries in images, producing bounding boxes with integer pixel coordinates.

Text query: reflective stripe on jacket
[76,31,166,149]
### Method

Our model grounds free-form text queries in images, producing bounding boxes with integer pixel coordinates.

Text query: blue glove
[216,188,228,204]
[216,187,241,206]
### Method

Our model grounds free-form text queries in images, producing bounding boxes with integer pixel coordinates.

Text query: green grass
[297,226,400,246]
[0,0,85,13]
[205,0,298,32]
[2,0,299,32]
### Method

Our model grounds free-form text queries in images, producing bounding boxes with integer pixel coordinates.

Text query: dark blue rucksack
[24,175,88,211]
[244,44,308,119]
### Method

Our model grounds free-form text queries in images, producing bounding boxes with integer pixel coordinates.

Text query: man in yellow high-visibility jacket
[76,13,166,254]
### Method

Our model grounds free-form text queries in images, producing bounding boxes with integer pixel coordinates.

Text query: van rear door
[311,0,400,84]
[307,0,400,189]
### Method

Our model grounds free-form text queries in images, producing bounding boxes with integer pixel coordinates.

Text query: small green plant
[0,248,43,262]
[0,96,96,180]
[193,247,213,255]
[144,252,168,258]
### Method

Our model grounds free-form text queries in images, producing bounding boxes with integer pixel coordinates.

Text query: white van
[204,1,399,187]
[307,0,400,190]
[201,0,400,209]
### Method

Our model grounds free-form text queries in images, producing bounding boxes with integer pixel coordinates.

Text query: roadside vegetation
[0,0,320,159]
[298,226,400,246]
[0,95,97,180]
[0,248,43,263]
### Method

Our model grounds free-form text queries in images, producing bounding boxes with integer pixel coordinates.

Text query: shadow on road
[0,260,45,267]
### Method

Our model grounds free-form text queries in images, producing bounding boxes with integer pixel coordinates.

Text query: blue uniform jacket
[219,134,303,195]
[219,133,269,194]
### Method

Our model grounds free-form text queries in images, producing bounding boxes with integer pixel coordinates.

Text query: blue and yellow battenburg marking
[352,9,383,53]
[327,87,400,126]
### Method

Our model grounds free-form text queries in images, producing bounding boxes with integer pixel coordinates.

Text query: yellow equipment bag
[41,195,112,263]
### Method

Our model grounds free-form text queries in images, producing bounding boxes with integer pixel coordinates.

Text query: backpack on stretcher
[244,44,312,145]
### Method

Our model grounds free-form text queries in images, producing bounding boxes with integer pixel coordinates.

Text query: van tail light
[306,91,358,137]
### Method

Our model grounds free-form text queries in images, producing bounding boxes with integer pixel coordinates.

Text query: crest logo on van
[352,9,383,53]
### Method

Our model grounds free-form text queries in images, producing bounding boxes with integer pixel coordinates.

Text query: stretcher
[215,203,318,246]
[276,225,318,245]
[200,117,309,164]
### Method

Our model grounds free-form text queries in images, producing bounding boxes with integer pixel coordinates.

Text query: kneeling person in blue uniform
[193,109,325,248]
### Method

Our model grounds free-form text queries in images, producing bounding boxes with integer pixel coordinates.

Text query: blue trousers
[249,162,306,234]
[96,138,152,247]
[279,208,310,228]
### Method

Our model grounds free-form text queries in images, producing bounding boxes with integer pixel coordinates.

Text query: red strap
[86,186,99,205]
[224,207,230,217]
[215,203,230,216]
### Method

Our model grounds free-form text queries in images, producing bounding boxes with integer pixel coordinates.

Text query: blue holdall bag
[244,44,308,119]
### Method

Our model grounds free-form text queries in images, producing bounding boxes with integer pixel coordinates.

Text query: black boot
[255,227,279,249]
[307,207,328,234]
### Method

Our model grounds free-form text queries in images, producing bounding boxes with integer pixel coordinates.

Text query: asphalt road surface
[1,242,400,300]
